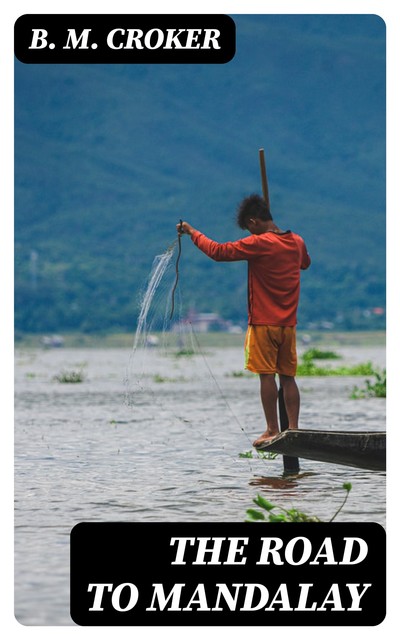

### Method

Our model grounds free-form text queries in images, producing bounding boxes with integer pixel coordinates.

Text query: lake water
[14,341,386,625]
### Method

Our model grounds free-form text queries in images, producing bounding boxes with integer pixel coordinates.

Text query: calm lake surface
[14,342,386,625]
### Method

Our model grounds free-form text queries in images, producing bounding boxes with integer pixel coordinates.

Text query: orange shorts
[244,325,297,376]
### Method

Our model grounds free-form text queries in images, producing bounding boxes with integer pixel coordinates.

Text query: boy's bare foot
[253,430,280,448]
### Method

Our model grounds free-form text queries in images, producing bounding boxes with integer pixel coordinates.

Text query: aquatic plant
[246,482,352,523]
[226,371,256,378]
[175,348,196,357]
[329,483,353,522]
[297,360,375,377]
[296,347,377,377]
[302,348,341,361]
[54,369,85,383]
[351,368,386,398]
[239,450,278,460]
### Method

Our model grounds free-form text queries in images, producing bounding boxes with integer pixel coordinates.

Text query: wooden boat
[255,429,386,471]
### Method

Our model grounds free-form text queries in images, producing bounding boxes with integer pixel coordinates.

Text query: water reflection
[249,471,316,491]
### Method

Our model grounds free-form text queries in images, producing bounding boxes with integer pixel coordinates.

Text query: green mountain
[14,14,386,334]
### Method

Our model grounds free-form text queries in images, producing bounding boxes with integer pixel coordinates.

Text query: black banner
[70,521,386,626]
[14,14,236,64]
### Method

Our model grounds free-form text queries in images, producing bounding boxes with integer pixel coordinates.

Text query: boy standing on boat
[177,194,311,447]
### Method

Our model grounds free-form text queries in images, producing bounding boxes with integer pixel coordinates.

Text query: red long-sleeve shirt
[191,229,311,326]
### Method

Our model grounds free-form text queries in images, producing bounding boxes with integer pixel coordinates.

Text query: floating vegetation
[297,360,375,377]
[239,450,278,460]
[296,347,378,377]
[302,348,341,361]
[226,370,256,378]
[351,368,386,399]
[54,369,85,383]
[246,483,352,523]
[175,348,196,357]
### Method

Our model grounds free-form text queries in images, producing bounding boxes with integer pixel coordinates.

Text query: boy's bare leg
[279,374,300,429]
[253,373,280,446]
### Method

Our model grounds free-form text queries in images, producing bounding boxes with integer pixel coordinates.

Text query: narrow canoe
[255,429,386,471]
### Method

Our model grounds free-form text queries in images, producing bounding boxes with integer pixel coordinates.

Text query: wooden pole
[258,148,271,211]
[278,388,300,474]
[258,148,299,474]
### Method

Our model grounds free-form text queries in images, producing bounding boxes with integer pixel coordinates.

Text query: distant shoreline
[14,330,386,350]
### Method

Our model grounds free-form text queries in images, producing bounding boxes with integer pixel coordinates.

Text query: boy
[178,194,311,447]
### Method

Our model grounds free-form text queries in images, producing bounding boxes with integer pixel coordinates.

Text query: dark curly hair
[236,194,272,229]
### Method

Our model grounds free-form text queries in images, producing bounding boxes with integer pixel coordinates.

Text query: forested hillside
[14,14,386,334]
